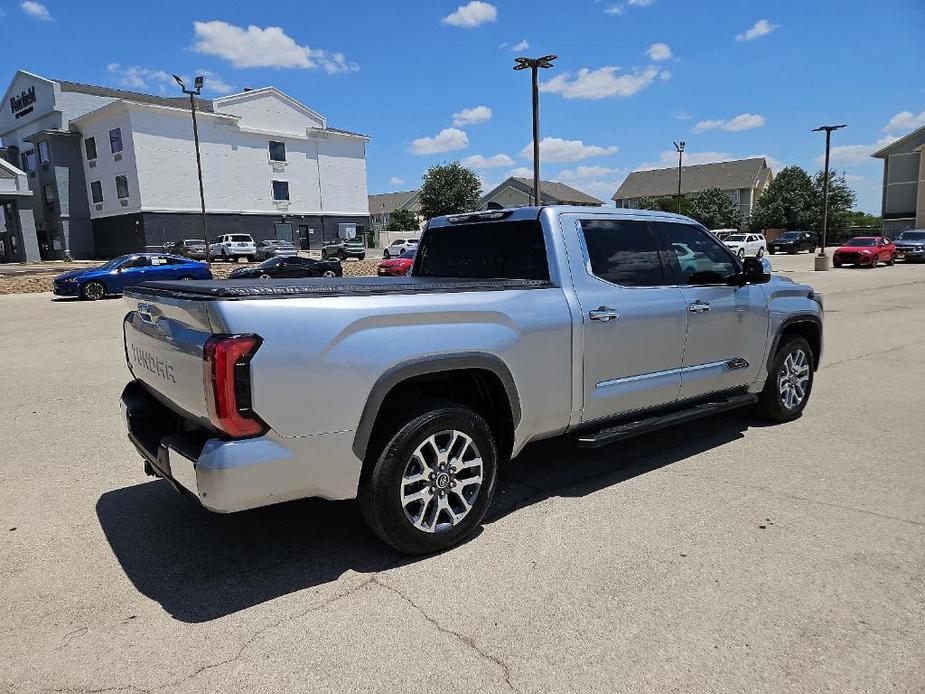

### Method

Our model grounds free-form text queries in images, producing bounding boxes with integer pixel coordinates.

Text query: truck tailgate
[122,291,216,425]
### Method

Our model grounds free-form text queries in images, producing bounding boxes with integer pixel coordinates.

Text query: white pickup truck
[121,206,823,553]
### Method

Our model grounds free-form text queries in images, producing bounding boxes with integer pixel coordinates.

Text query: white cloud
[521,137,618,163]
[442,1,497,28]
[646,43,672,61]
[693,113,766,133]
[637,150,783,171]
[452,105,492,126]
[628,0,654,5]
[409,128,469,155]
[196,69,234,95]
[388,177,405,186]
[736,19,778,41]
[21,1,51,20]
[462,153,515,169]
[511,39,530,52]
[883,110,925,134]
[676,111,692,120]
[558,165,622,180]
[819,136,897,166]
[192,21,358,73]
[604,5,624,15]
[541,65,661,100]
[106,64,173,91]
[507,167,533,178]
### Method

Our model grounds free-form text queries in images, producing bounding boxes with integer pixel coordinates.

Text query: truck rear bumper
[121,381,362,511]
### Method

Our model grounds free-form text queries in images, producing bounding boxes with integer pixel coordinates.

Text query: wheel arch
[769,315,822,372]
[353,353,521,466]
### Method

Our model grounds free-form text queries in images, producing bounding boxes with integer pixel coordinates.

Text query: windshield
[897,231,925,241]
[399,250,416,259]
[846,238,877,247]
[726,235,746,241]
[229,235,252,242]
[97,255,132,270]
[778,232,801,239]
[258,257,283,268]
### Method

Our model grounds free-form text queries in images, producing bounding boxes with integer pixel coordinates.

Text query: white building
[0,70,370,261]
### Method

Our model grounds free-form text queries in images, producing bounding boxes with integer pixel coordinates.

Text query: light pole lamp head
[172,74,186,89]
[812,124,847,133]
[194,75,204,91]
[513,57,532,71]
[513,55,557,71]
[673,140,685,153]
[537,55,557,69]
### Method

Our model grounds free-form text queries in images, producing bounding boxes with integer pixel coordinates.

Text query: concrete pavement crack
[821,343,913,370]
[371,576,517,693]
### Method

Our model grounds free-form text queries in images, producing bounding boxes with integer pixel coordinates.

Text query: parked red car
[832,236,895,268]
[377,249,415,276]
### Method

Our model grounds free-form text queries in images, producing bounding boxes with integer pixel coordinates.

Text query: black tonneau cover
[127,276,551,301]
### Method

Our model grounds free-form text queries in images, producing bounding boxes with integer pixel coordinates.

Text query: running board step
[576,393,758,449]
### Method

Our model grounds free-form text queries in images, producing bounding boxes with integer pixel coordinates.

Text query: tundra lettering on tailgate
[130,344,176,383]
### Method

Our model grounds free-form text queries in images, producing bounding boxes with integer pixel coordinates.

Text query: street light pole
[673,140,685,214]
[174,74,211,266]
[812,124,847,271]
[514,55,557,206]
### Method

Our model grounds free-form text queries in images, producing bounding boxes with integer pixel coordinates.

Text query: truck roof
[427,205,698,228]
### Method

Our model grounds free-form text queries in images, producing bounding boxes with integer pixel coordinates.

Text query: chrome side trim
[595,359,732,389]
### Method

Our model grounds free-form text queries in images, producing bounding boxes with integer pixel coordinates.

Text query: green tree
[843,210,881,228]
[750,166,816,233]
[687,187,741,230]
[808,171,857,246]
[418,162,482,220]
[629,196,690,215]
[386,207,419,231]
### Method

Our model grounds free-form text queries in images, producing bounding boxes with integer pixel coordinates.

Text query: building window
[115,175,129,199]
[271,180,290,201]
[90,181,103,204]
[268,140,286,162]
[43,184,55,205]
[84,137,98,161]
[109,128,123,154]
[21,150,36,172]
[38,141,50,164]
[726,189,740,204]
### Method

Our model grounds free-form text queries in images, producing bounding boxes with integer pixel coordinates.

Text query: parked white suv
[210,234,257,262]
[383,238,418,259]
[724,233,766,258]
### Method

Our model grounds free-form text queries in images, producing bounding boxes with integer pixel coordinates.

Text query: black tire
[221,250,229,262]
[358,254,366,261]
[383,249,391,259]
[738,248,746,259]
[887,254,895,266]
[756,335,814,423]
[178,275,193,281]
[81,281,106,301]
[867,258,877,268]
[359,405,498,554]
[757,248,765,258]
[833,260,842,268]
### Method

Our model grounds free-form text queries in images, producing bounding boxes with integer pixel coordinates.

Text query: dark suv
[321,239,366,260]
[768,231,815,254]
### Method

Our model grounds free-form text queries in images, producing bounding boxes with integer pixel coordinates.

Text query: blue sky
[2,0,923,212]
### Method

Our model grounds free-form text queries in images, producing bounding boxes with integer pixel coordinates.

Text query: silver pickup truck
[121,206,823,554]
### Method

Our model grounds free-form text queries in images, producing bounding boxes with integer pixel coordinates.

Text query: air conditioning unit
[119,199,128,207]
[272,162,286,173]
[88,161,97,168]
[94,203,103,211]
[114,153,123,162]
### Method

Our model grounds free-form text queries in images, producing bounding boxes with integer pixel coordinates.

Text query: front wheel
[383,250,391,259]
[738,248,746,259]
[359,405,498,554]
[322,270,336,278]
[757,248,765,258]
[81,281,106,301]
[756,336,814,422]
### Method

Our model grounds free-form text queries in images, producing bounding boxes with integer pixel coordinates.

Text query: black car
[768,231,815,254]
[227,256,343,279]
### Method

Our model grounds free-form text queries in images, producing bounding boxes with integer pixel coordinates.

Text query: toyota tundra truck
[121,206,823,554]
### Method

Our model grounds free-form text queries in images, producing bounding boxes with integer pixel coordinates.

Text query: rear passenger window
[579,219,667,287]
[650,222,739,285]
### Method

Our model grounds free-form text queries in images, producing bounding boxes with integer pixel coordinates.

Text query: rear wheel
[887,254,895,266]
[383,249,391,259]
[178,275,193,281]
[738,248,746,259]
[867,257,877,268]
[756,336,814,422]
[81,281,106,301]
[359,405,497,554]
[322,270,336,278]
[757,248,765,258]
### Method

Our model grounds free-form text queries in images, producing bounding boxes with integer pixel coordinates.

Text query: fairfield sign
[10,86,37,119]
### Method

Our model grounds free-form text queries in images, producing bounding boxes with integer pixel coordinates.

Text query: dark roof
[871,124,925,158]
[483,177,603,206]
[57,79,214,112]
[614,157,770,200]
[369,190,420,213]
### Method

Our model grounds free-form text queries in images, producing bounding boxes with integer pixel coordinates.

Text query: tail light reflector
[203,334,267,438]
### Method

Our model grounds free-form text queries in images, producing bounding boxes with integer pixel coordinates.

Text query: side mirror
[742,256,771,284]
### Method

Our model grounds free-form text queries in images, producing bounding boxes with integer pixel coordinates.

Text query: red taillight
[203,334,267,438]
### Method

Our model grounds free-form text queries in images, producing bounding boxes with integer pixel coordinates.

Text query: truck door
[649,221,769,400]
[567,216,687,423]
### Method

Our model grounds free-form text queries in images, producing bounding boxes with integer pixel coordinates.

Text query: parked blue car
[53,253,212,300]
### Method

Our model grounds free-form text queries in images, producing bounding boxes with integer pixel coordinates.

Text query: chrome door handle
[688,301,711,314]
[589,306,619,322]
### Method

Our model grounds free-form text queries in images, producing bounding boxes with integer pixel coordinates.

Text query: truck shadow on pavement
[96,412,751,623]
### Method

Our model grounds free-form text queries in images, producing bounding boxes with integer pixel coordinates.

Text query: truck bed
[126,276,552,301]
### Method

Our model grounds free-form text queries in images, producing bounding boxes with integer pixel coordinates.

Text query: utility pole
[673,140,685,214]
[514,55,557,206]
[812,124,847,271]
[174,74,211,266]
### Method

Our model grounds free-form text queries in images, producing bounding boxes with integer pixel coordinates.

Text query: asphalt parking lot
[1,253,923,693]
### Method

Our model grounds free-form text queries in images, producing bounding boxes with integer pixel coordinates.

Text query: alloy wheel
[83,282,104,300]
[777,348,810,411]
[322,270,336,278]
[399,430,483,533]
